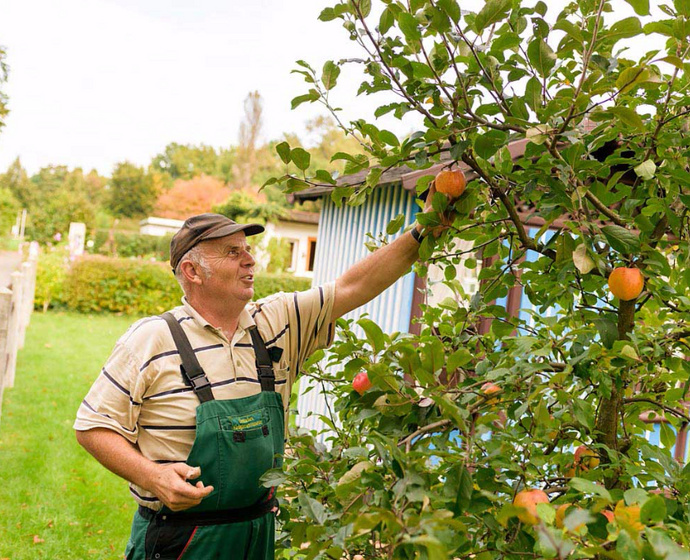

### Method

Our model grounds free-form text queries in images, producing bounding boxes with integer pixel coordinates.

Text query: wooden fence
[0,254,38,426]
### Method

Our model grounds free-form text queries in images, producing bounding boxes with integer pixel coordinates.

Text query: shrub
[60,256,312,316]
[34,245,70,311]
[90,230,171,261]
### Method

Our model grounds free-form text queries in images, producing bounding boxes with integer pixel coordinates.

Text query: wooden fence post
[0,287,14,426]
[18,261,33,349]
[5,270,24,389]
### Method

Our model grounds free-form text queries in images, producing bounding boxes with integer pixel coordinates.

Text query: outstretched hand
[421,181,455,238]
[148,463,214,512]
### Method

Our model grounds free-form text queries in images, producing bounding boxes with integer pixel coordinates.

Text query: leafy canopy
[268,1,690,559]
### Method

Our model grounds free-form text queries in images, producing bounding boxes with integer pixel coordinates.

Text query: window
[307,237,317,272]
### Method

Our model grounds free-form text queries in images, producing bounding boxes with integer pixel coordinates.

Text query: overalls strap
[161,312,215,403]
[247,325,275,392]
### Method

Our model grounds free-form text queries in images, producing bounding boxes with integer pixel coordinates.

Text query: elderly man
[74,185,447,559]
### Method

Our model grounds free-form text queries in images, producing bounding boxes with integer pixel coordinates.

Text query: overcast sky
[0,0,404,176]
[0,0,661,177]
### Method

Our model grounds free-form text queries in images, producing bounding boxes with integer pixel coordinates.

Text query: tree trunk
[594,298,636,489]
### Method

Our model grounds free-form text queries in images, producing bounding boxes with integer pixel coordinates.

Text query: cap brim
[200,222,265,242]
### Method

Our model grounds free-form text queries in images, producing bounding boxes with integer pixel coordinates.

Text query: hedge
[90,230,172,261]
[40,255,313,316]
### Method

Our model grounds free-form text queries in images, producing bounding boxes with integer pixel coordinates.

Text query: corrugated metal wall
[296,183,418,436]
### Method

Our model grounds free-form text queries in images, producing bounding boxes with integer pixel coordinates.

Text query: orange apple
[574,445,600,471]
[352,372,372,395]
[481,382,501,404]
[513,489,549,525]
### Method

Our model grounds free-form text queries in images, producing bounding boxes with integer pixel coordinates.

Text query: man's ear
[179,260,203,285]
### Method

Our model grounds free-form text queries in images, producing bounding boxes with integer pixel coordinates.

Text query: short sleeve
[285,281,336,375]
[73,341,144,443]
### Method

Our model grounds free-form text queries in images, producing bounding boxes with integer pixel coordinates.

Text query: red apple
[352,372,372,395]
[513,489,549,525]
[574,445,600,471]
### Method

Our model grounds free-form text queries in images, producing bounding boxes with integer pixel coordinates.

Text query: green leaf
[379,7,395,33]
[290,148,311,171]
[378,129,399,146]
[617,530,643,560]
[322,61,341,91]
[634,159,656,180]
[473,130,507,159]
[365,167,383,188]
[646,528,690,560]
[386,213,405,235]
[314,169,337,185]
[355,0,372,18]
[573,244,595,274]
[298,493,327,524]
[447,348,472,372]
[594,317,618,349]
[474,0,511,32]
[358,317,385,354]
[601,225,641,254]
[527,38,556,77]
[276,142,291,165]
[640,495,666,524]
[569,477,612,501]
[454,466,473,513]
[398,12,422,43]
[290,89,320,110]
[624,0,650,15]
[524,77,542,111]
[609,106,645,131]
[616,66,651,94]
[607,16,643,42]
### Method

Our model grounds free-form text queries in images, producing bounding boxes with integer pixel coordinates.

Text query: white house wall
[256,220,319,278]
[297,183,419,437]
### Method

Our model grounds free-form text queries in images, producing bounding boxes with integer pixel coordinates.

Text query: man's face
[196,232,256,304]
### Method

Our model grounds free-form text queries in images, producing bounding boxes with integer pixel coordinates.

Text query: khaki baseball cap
[170,213,264,270]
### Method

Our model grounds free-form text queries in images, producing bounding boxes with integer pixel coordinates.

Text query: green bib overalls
[125,312,284,560]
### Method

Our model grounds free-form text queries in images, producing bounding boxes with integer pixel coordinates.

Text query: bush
[34,245,70,311]
[63,256,182,315]
[90,230,171,261]
[57,256,312,316]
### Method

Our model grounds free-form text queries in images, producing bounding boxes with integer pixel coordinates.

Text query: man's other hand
[149,463,214,511]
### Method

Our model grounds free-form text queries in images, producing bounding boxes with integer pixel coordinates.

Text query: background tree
[150,142,234,183]
[267,1,690,559]
[234,90,264,190]
[154,174,231,220]
[0,158,32,209]
[107,161,157,218]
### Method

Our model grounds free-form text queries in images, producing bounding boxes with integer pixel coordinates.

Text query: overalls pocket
[215,409,276,509]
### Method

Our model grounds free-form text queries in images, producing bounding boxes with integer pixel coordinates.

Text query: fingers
[156,463,215,511]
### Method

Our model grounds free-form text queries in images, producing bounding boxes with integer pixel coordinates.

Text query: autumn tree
[154,174,231,220]
[266,1,690,559]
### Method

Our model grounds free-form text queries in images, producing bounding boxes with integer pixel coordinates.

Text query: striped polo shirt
[74,282,336,509]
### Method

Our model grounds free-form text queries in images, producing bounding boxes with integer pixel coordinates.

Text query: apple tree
[265,0,690,558]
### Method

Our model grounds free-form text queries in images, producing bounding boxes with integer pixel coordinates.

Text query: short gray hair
[174,245,212,294]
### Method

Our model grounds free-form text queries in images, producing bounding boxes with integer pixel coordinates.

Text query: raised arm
[331,182,447,321]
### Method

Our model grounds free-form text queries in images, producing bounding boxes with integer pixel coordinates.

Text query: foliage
[269,1,690,558]
[62,256,182,315]
[29,184,98,243]
[56,255,310,315]
[0,44,7,132]
[0,186,19,237]
[107,162,158,218]
[150,142,235,183]
[0,312,136,559]
[34,244,70,311]
[213,188,288,224]
[265,236,294,274]
[89,230,171,261]
[154,174,231,220]
[0,158,32,209]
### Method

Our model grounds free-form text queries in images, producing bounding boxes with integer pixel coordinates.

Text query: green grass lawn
[0,312,137,560]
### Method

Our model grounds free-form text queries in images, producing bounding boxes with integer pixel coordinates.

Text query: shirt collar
[181,296,256,337]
